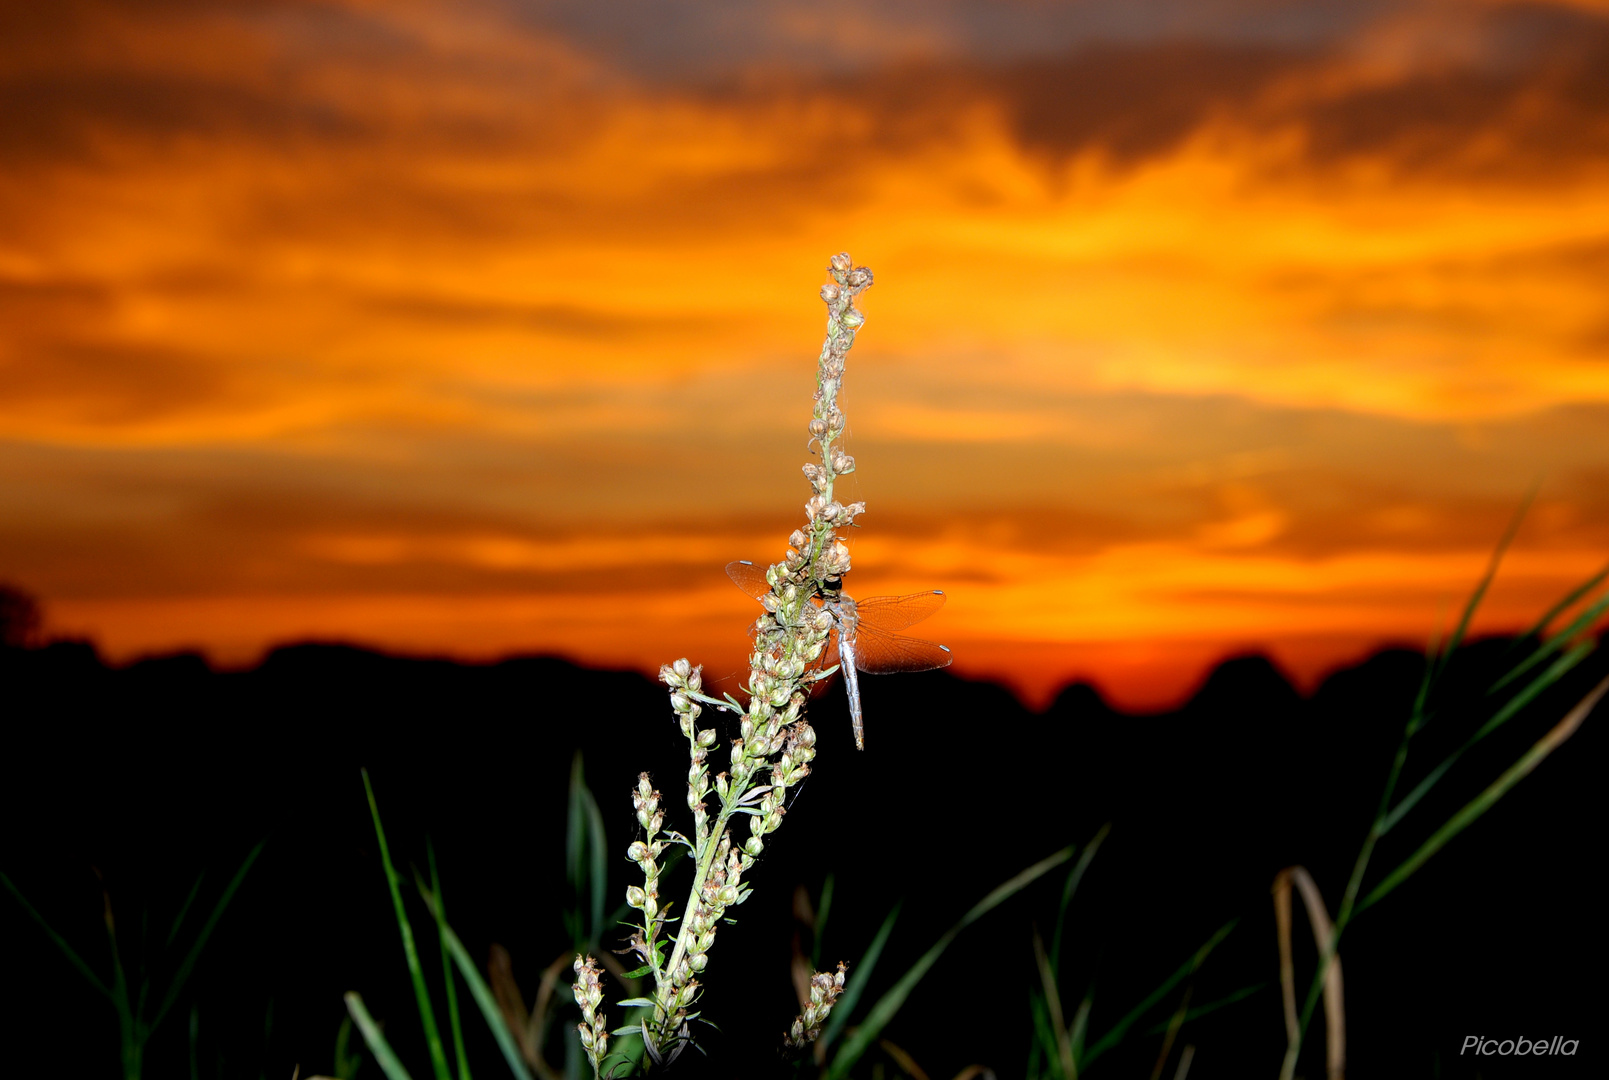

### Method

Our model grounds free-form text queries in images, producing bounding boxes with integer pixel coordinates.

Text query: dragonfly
[726,559,952,750]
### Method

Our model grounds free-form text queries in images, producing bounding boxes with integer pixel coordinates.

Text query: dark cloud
[0,339,229,424]
[520,0,1398,79]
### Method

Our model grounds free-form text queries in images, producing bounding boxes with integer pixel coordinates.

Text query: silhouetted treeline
[1,639,1601,1079]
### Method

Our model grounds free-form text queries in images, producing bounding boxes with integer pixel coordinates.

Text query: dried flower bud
[830,252,853,273]
[788,529,807,547]
[842,306,865,329]
[808,417,828,437]
[820,283,839,302]
[832,453,855,474]
[846,267,872,289]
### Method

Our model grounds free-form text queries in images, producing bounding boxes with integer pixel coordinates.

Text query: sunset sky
[3,0,1608,708]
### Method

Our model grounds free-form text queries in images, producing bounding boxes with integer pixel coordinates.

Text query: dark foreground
[1,640,1602,1079]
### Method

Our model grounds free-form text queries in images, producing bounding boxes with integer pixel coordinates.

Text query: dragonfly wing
[851,625,953,674]
[853,591,946,634]
[725,559,772,601]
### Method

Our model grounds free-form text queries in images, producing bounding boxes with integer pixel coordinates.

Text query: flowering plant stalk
[573,253,873,1076]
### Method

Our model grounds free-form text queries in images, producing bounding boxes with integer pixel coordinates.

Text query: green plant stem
[363,770,452,1080]
[657,775,753,1026]
[428,842,471,1080]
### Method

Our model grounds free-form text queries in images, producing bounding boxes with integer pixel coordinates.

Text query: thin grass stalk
[149,841,263,1036]
[1273,868,1343,1080]
[0,870,112,995]
[428,842,471,1080]
[165,873,206,950]
[1049,825,1109,981]
[1147,988,1192,1080]
[1067,996,1091,1063]
[1430,491,1532,688]
[1493,559,1609,668]
[346,992,416,1080]
[877,1038,933,1080]
[1357,673,1608,914]
[817,901,900,1058]
[1382,640,1595,834]
[812,874,835,971]
[825,847,1076,1080]
[1274,875,1297,1071]
[1298,515,1525,1049]
[1296,547,1603,1053]
[1141,986,1265,1034]
[1078,921,1236,1070]
[101,885,141,1080]
[1032,927,1076,1080]
[1488,587,1609,694]
[362,770,452,1080]
[417,888,538,1080]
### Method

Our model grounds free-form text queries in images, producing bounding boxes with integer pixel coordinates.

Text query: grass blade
[1141,985,1265,1034]
[819,900,900,1054]
[0,869,112,997]
[1359,673,1608,914]
[1274,868,1344,1080]
[428,840,471,1080]
[164,872,206,950]
[1067,994,1091,1063]
[1079,920,1237,1069]
[1026,991,1052,1080]
[1433,492,1532,685]
[812,874,836,971]
[1032,927,1075,1080]
[1383,641,1594,834]
[416,880,537,1080]
[1050,825,1109,980]
[1490,589,1609,694]
[346,991,417,1080]
[149,840,264,1035]
[1496,559,1609,664]
[566,753,609,948]
[363,770,452,1080]
[825,846,1075,1080]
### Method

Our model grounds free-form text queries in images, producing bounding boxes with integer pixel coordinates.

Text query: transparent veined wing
[725,559,772,600]
[850,624,953,674]
[853,590,946,634]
